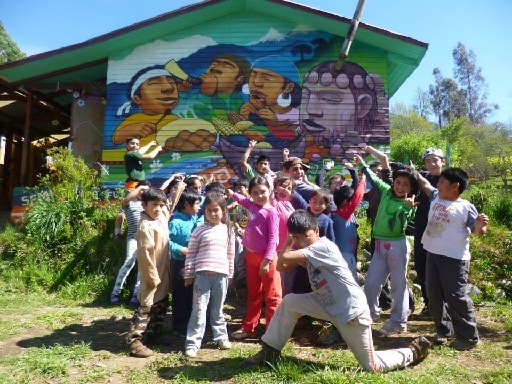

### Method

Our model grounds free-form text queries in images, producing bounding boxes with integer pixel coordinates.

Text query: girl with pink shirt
[226,175,281,339]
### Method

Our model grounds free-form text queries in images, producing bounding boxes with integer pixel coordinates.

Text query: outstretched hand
[403,194,418,207]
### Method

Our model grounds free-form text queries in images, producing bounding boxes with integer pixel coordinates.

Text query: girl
[226,176,281,339]
[183,192,235,358]
[359,146,418,335]
[272,174,296,296]
[169,189,203,337]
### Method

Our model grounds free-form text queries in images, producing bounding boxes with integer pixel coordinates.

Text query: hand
[184,278,194,287]
[259,259,271,275]
[283,148,290,157]
[403,194,418,207]
[325,160,335,170]
[248,139,257,148]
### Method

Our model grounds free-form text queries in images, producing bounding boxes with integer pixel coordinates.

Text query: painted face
[249,183,271,206]
[207,58,243,93]
[126,138,140,151]
[248,68,286,110]
[144,200,166,220]
[134,75,178,114]
[291,228,319,249]
[423,155,445,176]
[393,176,412,198]
[287,164,305,181]
[274,181,293,202]
[204,201,223,225]
[309,195,327,216]
[300,81,356,138]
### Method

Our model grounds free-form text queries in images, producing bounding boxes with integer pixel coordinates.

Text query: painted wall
[100,13,389,188]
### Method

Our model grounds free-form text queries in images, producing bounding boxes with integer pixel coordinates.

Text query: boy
[124,137,162,191]
[126,187,170,358]
[414,148,445,318]
[241,139,276,188]
[418,168,488,350]
[246,210,430,372]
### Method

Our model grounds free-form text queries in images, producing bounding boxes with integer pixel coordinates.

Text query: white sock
[114,228,121,236]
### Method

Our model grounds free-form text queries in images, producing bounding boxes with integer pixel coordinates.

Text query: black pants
[171,258,193,335]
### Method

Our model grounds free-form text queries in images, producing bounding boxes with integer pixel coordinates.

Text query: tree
[487,155,512,188]
[412,87,431,120]
[452,42,498,125]
[0,21,25,62]
[428,68,467,127]
[390,103,434,135]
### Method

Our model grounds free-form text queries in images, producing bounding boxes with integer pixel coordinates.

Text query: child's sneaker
[231,328,250,340]
[110,294,119,304]
[128,340,152,358]
[317,324,342,345]
[409,336,430,365]
[217,339,232,350]
[378,321,407,335]
[184,348,197,358]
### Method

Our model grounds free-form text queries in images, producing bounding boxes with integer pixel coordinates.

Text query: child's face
[393,176,412,198]
[184,200,201,216]
[187,180,203,195]
[291,228,319,249]
[423,155,445,176]
[256,160,271,175]
[309,195,327,216]
[329,176,343,192]
[126,139,140,152]
[143,200,166,220]
[288,164,305,181]
[250,184,271,206]
[234,185,249,197]
[436,176,458,199]
[204,201,223,225]
[134,75,178,114]
[274,181,292,201]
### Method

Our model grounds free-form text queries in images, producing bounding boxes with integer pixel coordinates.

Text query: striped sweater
[183,223,235,279]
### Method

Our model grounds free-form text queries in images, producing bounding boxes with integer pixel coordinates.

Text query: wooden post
[20,91,32,186]
[335,0,367,72]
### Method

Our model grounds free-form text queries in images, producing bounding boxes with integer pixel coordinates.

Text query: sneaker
[317,324,342,345]
[409,336,431,365]
[110,294,119,304]
[378,321,407,335]
[244,342,281,366]
[231,328,249,340]
[217,339,232,350]
[371,313,381,323]
[128,340,152,358]
[434,334,449,346]
[130,295,139,307]
[449,339,478,351]
[184,348,197,358]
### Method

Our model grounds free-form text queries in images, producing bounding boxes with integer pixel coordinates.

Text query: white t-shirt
[421,190,478,261]
[302,237,367,323]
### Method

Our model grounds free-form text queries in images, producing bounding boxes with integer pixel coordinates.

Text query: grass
[1,288,512,384]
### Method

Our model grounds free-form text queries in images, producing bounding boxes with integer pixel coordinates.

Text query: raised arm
[241,140,257,173]
[364,145,390,170]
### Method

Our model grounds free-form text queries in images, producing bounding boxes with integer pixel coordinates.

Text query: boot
[244,342,281,366]
[409,336,430,365]
[128,340,153,358]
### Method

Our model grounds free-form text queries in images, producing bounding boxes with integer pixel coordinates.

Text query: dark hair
[256,155,270,165]
[175,189,202,212]
[333,185,354,207]
[287,209,318,234]
[126,137,139,144]
[204,191,228,224]
[141,187,167,203]
[248,175,270,194]
[185,175,203,190]
[440,167,469,194]
[274,174,294,189]
[309,189,332,214]
[204,181,225,194]
[392,167,419,196]
[233,177,249,189]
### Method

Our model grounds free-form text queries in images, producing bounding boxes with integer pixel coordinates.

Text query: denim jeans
[185,272,229,350]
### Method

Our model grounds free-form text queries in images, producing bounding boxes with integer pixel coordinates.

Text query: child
[126,187,170,358]
[359,146,418,335]
[245,209,430,372]
[111,183,148,305]
[332,161,365,282]
[169,189,204,337]
[183,191,235,358]
[272,174,296,296]
[418,167,488,350]
[414,148,445,318]
[226,175,281,339]
[124,137,162,191]
[241,139,276,189]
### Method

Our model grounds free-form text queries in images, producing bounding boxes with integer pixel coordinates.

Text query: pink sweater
[184,223,235,279]
[232,192,279,260]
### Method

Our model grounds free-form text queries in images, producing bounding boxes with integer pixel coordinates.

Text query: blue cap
[251,55,300,85]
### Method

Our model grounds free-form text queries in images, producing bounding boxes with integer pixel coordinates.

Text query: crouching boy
[246,209,430,372]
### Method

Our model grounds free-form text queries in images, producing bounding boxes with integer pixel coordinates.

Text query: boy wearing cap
[414,148,445,318]
[283,156,320,202]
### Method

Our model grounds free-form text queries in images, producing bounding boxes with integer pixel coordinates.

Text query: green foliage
[487,154,512,187]
[0,147,124,295]
[0,21,26,62]
[389,130,447,167]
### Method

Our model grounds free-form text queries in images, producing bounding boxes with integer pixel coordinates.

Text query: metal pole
[335,0,367,72]
[20,91,32,186]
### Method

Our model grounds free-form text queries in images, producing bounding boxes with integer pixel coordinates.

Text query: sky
[1,0,511,124]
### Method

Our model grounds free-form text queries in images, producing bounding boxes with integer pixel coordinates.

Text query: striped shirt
[183,223,235,279]
[125,200,144,238]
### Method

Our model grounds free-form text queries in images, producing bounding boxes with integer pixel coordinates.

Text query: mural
[100,22,389,188]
